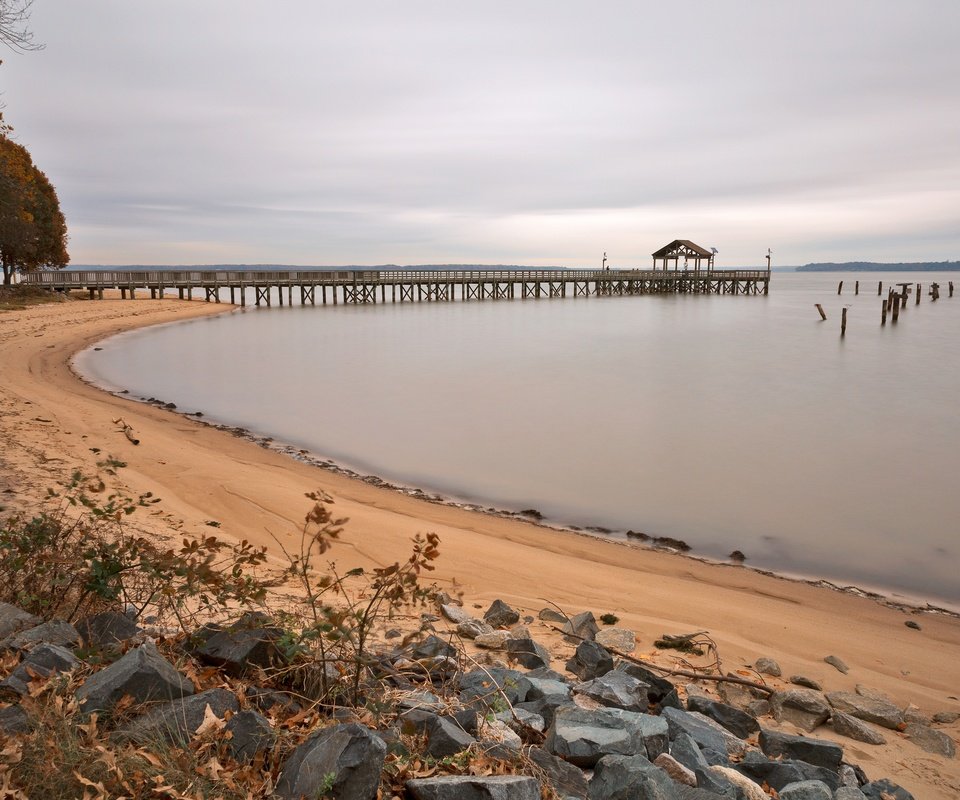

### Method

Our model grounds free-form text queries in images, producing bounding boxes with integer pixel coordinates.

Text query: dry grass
[0,285,84,311]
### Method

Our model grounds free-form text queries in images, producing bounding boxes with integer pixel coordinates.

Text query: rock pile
[0,598,955,799]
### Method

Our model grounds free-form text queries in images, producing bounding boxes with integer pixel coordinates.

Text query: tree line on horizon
[797,261,960,272]
[1,0,69,286]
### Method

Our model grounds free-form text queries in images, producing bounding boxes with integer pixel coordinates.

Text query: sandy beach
[1,297,958,797]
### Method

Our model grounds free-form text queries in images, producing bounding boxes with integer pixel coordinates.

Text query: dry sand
[1,297,957,797]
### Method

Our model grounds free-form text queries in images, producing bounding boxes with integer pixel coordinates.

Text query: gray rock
[831,711,886,745]
[440,603,472,624]
[685,696,759,740]
[76,611,140,649]
[407,775,540,800]
[770,688,831,732]
[790,675,823,691]
[826,691,904,730]
[661,707,746,759]
[778,780,832,800]
[277,723,386,800]
[904,722,956,757]
[474,631,510,649]
[459,667,531,709]
[594,628,635,653]
[225,709,274,761]
[411,634,458,660]
[758,729,842,771]
[426,715,476,757]
[397,689,443,712]
[566,640,614,681]
[0,603,40,640]
[668,730,709,775]
[117,687,238,745]
[193,612,282,674]
[538,607,569,624]
[854,684,893,704]
[525,674,572,702]
[933,710,960,724]
[823,655,849,674]
[860,778,915,800]
[546,705,669,767]
[562,611,599,644]
[587,753,677,800]
[576,669,651,712]
[458,619,494,639]
[735,752,839,792]
[502,707,545,733]
[516,695,574,730]
[838,764,860,788]
[1,642,79,695]
[528,746,588,799]
[1,620,81,651]
[834,789,868,800]
[0,704,30,735]
[484,599,521,629]
[245,686,302,716]
[901,704,930,725]
[754,656,781,677]
[617,663,679,708]
[505,637,551,669]
[76,640,195,711]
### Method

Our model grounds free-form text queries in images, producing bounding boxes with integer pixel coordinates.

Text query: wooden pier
[22,267,770,307]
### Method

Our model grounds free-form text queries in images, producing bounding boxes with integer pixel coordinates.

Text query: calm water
[77,272,960,607]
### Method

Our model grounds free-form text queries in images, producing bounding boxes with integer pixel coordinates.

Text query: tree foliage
[0,134,68,284]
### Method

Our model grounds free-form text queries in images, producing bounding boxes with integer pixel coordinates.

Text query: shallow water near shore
[77,272,960,608]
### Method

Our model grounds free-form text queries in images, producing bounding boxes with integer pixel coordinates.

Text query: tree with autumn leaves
[0,135,69,284]
[0,0,68,284]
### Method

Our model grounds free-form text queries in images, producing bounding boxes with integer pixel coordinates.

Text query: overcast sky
[3,1,959,267]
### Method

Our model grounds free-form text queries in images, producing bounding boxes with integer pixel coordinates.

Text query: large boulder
[769,689,831,732]
[505,637,551,669]
[0,704,31,735]
[587,754,677,800]
[76,641,195,711]
[459,668,531,710]
[826,691,903,730]
[0,642,79,695]
[778,781,832,800]
[904,722,956,757]
[0,603,40,640]
[861,779,915,800]
[661,707,746,760]
[116,687,239,745]
[562,611,599,644]
[735,752,839,793]
[276,723,386,800]
[76,611,140,649]
[528,746,589,799]
[566,640,614,681]
[425,716,476,758]
[545,705,668,767]
[407,775,540,800]
[758,729,842,771]
[576,670,651,712]
[484,600,521,629]
[225,709,275,761]
[1,620,81,651]
[192,612,283,675]
[831,711,886,745]
[685,696,759,740]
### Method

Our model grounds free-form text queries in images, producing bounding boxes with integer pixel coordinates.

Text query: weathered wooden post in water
[855,281,859,295]
[815,304,827,320]
[841,307,847,336]
[878,281,883,296]
[881,299,887,325]
[931,283,940,301]
[916,283,921,305]
[950,281,954,297]
[892,294,900,322]
[837,281,843,295]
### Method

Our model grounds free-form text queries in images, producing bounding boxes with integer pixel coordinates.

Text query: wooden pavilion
[652,240,715,273]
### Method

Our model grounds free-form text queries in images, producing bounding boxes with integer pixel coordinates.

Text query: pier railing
[21,267,770,304]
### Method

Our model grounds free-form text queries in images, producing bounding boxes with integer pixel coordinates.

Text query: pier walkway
[22,268,770,307]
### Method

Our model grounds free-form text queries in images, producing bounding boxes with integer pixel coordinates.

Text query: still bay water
[77,272,960,608]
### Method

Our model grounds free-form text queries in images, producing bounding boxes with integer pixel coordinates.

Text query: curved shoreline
[2,297,960,798]
[73,313,958,617]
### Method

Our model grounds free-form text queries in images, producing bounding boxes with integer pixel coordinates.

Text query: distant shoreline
[797,261,960,272]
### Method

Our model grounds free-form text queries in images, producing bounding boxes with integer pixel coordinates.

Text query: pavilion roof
[651,240,713,258]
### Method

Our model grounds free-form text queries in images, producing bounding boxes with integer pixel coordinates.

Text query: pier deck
[22,268,770,306]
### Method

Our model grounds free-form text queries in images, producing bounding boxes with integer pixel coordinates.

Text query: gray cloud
[3,1,958,266]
